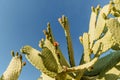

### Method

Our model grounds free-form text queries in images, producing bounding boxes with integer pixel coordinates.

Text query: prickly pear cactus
[0,51,26,80]
[21,24,75,79]
[20,0,120,80]
[21,45,62,78]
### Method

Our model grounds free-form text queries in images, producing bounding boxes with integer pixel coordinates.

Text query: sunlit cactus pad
[0,51,25,80]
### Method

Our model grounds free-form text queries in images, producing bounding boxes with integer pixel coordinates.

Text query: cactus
[2,0,120,80]
[58,15,75,67]
[0,51,26,80]
[19,0,120,80]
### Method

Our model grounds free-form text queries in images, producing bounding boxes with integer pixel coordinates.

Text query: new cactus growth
[0,51,26,80]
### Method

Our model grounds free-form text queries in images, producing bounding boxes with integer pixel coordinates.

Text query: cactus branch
[95,3,113,40]
[88,5,100,48]
[63,57,99,73]
[1,51,25,80]
[58,15,75,67]
[82,33,91,63]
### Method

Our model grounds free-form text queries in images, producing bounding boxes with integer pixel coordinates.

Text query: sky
[0,0,109,80]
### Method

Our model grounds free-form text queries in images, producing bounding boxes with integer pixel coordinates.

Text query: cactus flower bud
[53,42,59,47]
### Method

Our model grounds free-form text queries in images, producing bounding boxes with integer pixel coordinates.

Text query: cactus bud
[43,30,49,39]
[19,54,22,60]
[47,22,51,33]
[56,53,60,59]
[16,52,19,56]
[96,4,101,10]
[102,13,107,19]
[79,36,83,44]
[53,41,59,47]
[22,62,26,66]
[11,50,15,57]
[91,6,95,12]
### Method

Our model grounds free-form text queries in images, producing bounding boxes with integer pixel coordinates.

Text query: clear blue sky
[0,0,109,80]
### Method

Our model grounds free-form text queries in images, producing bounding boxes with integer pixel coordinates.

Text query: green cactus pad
[40,47,59,73]
[21,45,58,78]
[106,18,120,50]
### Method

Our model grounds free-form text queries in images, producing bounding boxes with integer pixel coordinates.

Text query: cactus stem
[58,15,75,67]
